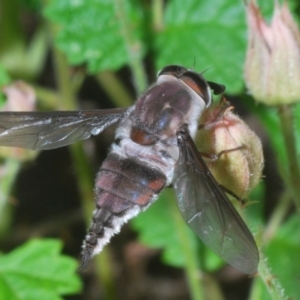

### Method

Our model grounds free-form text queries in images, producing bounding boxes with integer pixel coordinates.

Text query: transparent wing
[0,108,129,150]
[173,128,258,274]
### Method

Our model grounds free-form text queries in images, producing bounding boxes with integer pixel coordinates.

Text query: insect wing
[173,131,258,274]
[0,108,128,150]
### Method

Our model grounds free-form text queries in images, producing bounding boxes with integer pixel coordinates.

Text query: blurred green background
[0,0,300,299]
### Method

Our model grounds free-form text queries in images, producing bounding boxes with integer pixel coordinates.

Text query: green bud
[197,99,264,199]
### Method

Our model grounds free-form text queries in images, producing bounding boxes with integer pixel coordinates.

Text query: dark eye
[157,65,187,77]
[180,72,212,106]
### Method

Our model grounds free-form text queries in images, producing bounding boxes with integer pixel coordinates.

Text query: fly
[0,65,259,274]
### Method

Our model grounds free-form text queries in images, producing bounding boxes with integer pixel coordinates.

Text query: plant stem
[97,70,133,107]
[202,274,224,300]
[278,105,300,210]
[52,48,74,110]
[251,250,287,300]
[114,0,148,94]
[167,190,204,300]
[263,191,291,244]
[0,159,20,238]
[152,0,164,31]
[33,85,59,110]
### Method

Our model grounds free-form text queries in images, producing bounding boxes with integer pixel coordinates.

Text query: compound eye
[158,65,187,77]
[181,72,211,106]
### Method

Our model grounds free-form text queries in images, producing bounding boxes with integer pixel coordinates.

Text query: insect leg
[199,145,245,161]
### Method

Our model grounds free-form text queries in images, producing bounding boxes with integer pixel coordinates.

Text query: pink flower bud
[2,81,36,111]
[0,81,37,161]
[197,99,264,199]
[244,1,300,105]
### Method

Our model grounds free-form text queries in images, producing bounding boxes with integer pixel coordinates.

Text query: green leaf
[0,64,11,86]
[155,0,298,94]
[131,189,224,272]
[155,0,248,93]
[131,189,199,268]
[44,0,144,73]
[201,247,224,272]
[265,215,300,299]
[0,64,11,108]
[0,239,82,300]
[21,0,43,12]
[43,0,300,96]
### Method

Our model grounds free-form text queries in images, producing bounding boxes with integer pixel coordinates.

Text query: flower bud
[1,81,36,111]
[196,99,264,199]
[244,1,300,105]
[0,81,37,161]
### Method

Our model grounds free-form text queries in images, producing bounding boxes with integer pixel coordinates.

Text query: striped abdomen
[81,152,166,267]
